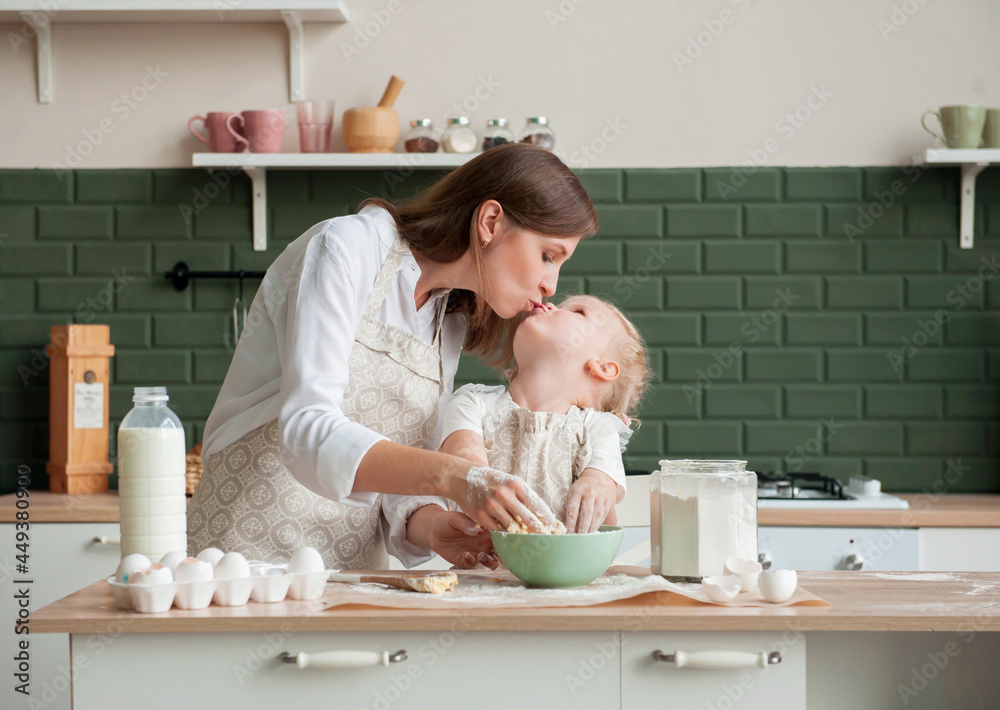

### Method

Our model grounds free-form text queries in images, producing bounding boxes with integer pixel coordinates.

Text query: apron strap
[364,233,408,319]
[366,231,450,392]
[433,295,448,394]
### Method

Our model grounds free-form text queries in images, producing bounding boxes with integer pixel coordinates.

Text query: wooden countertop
[758,494,1000,528]
[4,490,1000,527]
[31,570,1000,634]
[0,491,123,523]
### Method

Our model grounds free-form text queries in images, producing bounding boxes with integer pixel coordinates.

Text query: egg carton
[106,564,336,613]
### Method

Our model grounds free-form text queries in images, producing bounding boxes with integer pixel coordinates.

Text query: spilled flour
[869,573,961,582]
[322,566,828,609]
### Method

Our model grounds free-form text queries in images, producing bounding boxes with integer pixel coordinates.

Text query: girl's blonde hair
[506,294,654,422]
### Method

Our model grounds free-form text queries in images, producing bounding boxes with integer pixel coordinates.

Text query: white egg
[158,551,188,573]
[758,569,798,603]
[723,556,762,592]
[214,551,251,579]
[115,553,152,584]
[196,547,226,567]
[701,575,741,603]
[128,563,173,585]
[174,558,214,583]
[287,547,325,575]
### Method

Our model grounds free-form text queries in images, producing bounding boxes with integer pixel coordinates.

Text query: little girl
[385,294,652,567]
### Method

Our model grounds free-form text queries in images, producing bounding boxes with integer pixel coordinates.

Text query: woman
[186,144,599,570]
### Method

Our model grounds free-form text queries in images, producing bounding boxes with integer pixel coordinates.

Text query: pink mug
[227,110,287,153]
[188,112,245,153]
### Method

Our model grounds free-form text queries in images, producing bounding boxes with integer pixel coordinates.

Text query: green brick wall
[1,166,999,494]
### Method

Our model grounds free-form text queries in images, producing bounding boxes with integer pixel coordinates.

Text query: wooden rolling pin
[328,571,458,594]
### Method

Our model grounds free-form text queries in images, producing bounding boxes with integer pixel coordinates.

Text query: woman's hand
[565,468,617,533]
[449,465,559,533]
[428,511,500,569]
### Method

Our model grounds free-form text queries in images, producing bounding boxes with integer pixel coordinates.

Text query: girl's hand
[428,511,500,569]
[565,469,617,533]
[450,465,559,533]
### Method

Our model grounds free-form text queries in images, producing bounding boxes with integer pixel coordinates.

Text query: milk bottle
[117,387,187,559]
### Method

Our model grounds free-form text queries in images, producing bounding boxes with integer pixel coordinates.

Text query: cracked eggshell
[127,563,173,586]
[724,557,763,592]
[701,575,741,603]
[158,551,188,573]
[758,569,798,603]
[115,553,152,584]
[174,558,214,583]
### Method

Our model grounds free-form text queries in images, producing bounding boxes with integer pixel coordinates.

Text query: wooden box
[46,325,115,494]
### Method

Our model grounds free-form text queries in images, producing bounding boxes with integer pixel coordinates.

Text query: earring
[482,238,491,247]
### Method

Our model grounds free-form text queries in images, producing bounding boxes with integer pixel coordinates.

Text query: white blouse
[201,204,467,565]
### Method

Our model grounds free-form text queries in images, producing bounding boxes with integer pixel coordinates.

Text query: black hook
[164,262,265,292]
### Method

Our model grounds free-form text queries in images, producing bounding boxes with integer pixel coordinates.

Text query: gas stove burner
[757,472,847,501]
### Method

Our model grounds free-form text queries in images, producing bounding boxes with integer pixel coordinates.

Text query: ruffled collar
[501,391,635,453]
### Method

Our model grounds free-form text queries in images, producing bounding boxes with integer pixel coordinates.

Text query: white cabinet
[920,528,1000,571]
[621,631,806,709]
[1,522,121,710]
[68,631,621,710]
[758,526,920,571]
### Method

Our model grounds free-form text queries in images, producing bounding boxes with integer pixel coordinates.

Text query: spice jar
[518,116,556,150]
[650,459,758,582]
[482,118,515,151]
[403,119,440,153]
[441,116,477,153]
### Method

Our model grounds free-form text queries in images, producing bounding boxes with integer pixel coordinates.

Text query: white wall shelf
[2,0,350,104]
[925,148,1000,249]
[192,152,477,251]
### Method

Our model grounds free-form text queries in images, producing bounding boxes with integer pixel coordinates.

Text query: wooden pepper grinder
[47,325,115,494]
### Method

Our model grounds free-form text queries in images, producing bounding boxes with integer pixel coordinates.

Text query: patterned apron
[186,234,447,570]
[481,392,596,522]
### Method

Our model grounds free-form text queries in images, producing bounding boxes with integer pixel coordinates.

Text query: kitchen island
[30,570,1000,710]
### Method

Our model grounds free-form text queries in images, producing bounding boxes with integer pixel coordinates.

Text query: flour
[869,573,961,582]
[651,488,755,580]
[465,465,558,528]
[323,567,826,609]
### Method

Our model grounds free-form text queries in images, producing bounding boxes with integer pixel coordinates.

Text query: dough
[404,571,458,594]
[506,515,567,535]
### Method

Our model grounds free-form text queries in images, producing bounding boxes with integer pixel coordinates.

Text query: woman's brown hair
[361,143,598,369]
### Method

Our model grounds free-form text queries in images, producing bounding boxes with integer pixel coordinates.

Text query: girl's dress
[440,383,633,521]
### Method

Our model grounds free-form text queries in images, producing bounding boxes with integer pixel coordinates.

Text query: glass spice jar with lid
[403,119,440,153]
[518,116,556,150]
[481,118,516,151]
[441,116,478,153]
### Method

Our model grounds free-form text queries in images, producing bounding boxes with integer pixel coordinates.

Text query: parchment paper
[323,565,830,610]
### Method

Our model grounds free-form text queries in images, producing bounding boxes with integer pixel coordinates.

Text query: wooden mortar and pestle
[342,75,405,153]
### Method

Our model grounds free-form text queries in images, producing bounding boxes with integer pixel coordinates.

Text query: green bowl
[490,525,624,588]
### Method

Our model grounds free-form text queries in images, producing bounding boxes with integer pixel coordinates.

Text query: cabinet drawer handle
[91,535,121,546]
[652,650,781,670]
[278,650,407,670]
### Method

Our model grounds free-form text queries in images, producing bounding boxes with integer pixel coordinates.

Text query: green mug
[983,109,1000,149]
[921,105,986,148]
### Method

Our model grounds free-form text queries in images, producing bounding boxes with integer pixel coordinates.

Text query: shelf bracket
[960,162,987,249]
[281,10,304,103]
[22,12,52,104]
[242,166,268,252]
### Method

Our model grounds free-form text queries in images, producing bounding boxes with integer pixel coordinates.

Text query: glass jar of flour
[650,460,757,582]
[117,387,187,559]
